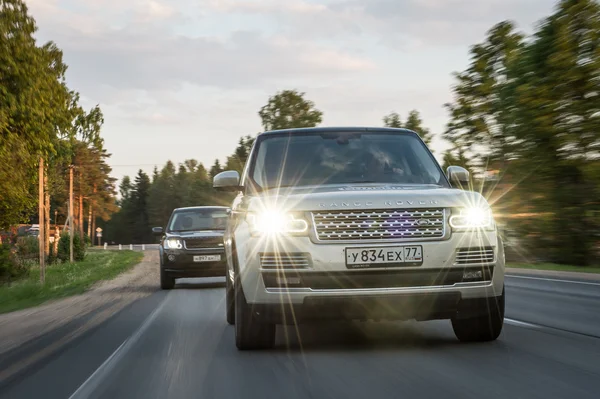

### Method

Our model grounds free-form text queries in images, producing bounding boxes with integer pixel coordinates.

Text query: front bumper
[233,228,505,305]
[248,292,500,324]
[162,247,226,277]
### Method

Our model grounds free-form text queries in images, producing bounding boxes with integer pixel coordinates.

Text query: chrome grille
[455,247,495,265]
[312,208,445,241]
[259,253,311,269]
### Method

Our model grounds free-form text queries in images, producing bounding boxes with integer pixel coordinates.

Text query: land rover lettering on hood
[213,127,505,350]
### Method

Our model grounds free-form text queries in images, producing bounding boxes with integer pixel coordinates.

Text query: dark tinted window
[250,132,444,189]
[167,209,228,232]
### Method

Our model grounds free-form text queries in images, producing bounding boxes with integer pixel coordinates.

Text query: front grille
[184,236,224,249]
[312,208,445,241]
[259,253,311,269]
[455,247,495,265]
[262,267,493,290]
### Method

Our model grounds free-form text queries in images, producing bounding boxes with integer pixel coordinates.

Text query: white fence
[100,243,159,251]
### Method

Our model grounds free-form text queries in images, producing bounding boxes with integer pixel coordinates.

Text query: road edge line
[506,274,600,286]
[68,292,169,399]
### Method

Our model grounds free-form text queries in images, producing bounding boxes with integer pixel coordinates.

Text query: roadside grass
[507,262,600,274]
[0,250,143,314]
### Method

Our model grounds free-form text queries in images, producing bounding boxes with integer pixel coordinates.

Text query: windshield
[167,209,228,232]
[249,132,446,189]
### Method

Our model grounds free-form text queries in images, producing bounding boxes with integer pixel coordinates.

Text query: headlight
[246,210,308,235]
[165,238,183,249]
[449,207,494,229]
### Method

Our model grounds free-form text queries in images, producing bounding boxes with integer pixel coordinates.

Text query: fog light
[168,254,176,262]
[276,276,301,285]
[463,270,483,281]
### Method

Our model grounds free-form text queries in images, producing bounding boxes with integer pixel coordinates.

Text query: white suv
[214,127,505,350]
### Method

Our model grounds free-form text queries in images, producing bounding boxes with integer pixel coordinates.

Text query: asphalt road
[2,273,600,399]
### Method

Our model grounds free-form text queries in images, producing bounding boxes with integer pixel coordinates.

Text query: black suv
[153,206,229,289]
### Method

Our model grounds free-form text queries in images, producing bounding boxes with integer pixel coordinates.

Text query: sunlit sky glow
[27,0,555,182]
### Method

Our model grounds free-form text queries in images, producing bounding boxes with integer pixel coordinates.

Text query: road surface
[1,273,599,399]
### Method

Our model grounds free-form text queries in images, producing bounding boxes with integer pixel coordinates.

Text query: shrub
[48,243,58,265]
[16,236,39,262]
[57,233,86,262]
[0,243,30,285]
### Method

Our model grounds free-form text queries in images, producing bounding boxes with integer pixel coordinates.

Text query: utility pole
[44,170,50,259]
[69,165,74,263]
[39,158,45,283]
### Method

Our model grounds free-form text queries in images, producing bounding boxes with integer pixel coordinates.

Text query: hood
[246,184,489,212]
[166,230,224,238]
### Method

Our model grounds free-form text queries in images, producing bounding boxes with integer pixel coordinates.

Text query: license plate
[345,246,423,269]
[193,255,221,262]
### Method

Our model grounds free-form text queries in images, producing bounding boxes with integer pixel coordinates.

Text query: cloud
[27,2,374,105]
[202,0,555,46]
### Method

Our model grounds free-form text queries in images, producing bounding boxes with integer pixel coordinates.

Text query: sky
[27,0,556,184]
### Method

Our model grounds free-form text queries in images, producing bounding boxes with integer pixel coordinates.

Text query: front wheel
[160,266,175,290]
[452,287,505,342]
[225,271,235,325]
[235,282,275,350]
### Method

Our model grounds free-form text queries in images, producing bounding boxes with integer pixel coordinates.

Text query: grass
[507,262,600,274]
[0,250,143,314]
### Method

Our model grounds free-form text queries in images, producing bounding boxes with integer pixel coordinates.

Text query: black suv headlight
[164,238,183,249]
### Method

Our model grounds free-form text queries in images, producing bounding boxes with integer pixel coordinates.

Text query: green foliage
[57,233,85,262]
[258,89,323,131]
[0,0,114,238]
[444,0,600,265]
[15,236,39,261]
[0,243,31,285]
[0,250,143,314]
[48,243,57,265]
[383,112,402,128]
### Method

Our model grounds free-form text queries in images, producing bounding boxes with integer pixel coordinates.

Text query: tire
[160,266,175,290]
[225,271,235,325]
[234,281,275,350]
[452,286,505,342]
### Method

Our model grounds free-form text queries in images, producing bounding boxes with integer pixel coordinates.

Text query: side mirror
[213,170,241,191]
[152,227,163,235]
[447,166,470,189]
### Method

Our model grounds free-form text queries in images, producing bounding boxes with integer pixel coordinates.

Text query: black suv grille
[184,237,223,249]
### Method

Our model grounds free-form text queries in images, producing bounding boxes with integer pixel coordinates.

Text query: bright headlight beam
[247,211,308,234]
[449,207,493,229]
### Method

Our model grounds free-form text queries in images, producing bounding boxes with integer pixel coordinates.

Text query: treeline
[0,0,116,255]
[443,0,600,265]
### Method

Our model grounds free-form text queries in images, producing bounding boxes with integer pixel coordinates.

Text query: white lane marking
[504,318,541,329]
[68,294,170,399]
[506,274,600,287]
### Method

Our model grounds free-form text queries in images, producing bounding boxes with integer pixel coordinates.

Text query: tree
[383,112,402,128]
[405,110,433,146]
[225,135,255,174]
[128,170,151,244]
[443,21,524,171]
[383,110,433,146]
[258,90,323,131]
[209,159,223,179]
[147,161,177,230]
[504,0,600,265]
[443,0,600,265]
[0,0,79,229]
